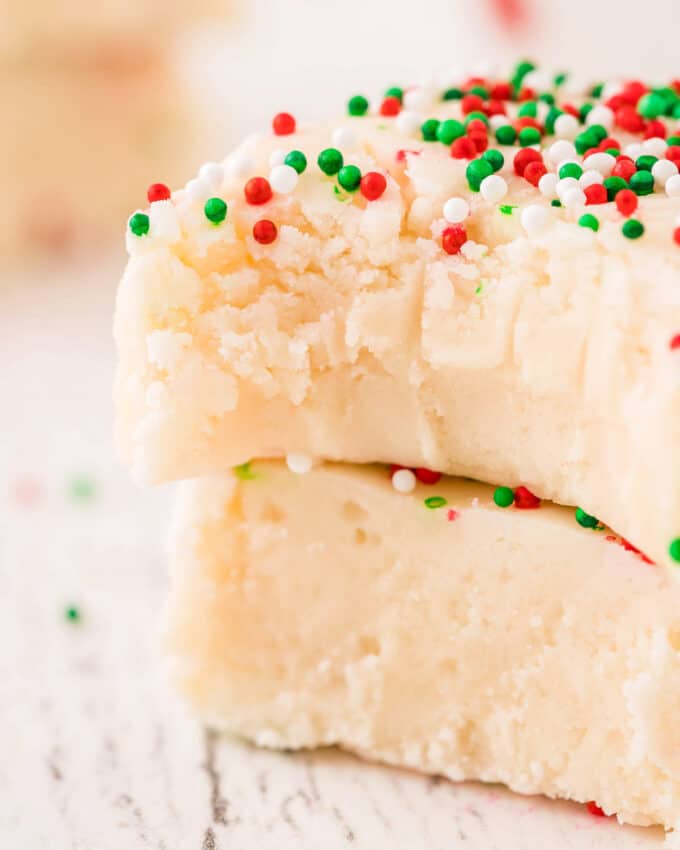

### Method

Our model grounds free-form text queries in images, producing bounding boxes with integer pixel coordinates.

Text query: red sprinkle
[674,227,680,246]
[395,149,421,162]
[616,105,644,133]
[513,148,542,177]
[513,486,541,509]
[490,82,512,101]
[447,508,459,522]
[253,219,277,244]
[666,146,680,165]
[147,183,171,203]
[466,118,488,135]
[523,160,547,186]
[272,112,296,135]
[606,535,655,565]
[442,225,467,255]
[461,93,485,115]
[468,130,489,153]
[616,189,638,217]
[612,158,636,181]
[380,96,401,117]
[584,184,608,205]
[670,333,680,350]
[586,802,607,818]
[360,171,387,201]
[451,137,477,159]
[486,99,507,116]
[644,119,666,139]
[244,177,273,205]
[415,468,442,485]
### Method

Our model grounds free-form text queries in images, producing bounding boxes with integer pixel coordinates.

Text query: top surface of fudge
[114,61,680,573]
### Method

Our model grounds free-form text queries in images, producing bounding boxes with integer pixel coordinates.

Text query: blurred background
[1,2,678,845]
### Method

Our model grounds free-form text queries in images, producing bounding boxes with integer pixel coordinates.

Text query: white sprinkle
[624,143,644,160]
[286,452,313,475]
[666,174,680,197]
[579,169,604,188]
[602,81,623,100]
[582,152,615,176]
[395,109,423,135]
[536,101,550,123]
[548,140,576,165]
[198,161,224,190]
[149,200,181,241]
[332,126,358,151]
[488,114,507,132]
[554,113,580,140]
[643,137,668,158]
[586,105,614,130]
[556,176,579,197]
[561,187,587,208]
[269,164,298,194]
[185,178,211,202]
[652,158,678,187]
[268,148,287,167]
[538,172,558,198]
[227,153,254,179]
[521,205,551,235]
[403,86,433,111]
[480,174,508,203]
[391,468,416,494]
[443,197,469,223]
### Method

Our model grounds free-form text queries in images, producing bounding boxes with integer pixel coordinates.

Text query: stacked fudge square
[114,63,680,834]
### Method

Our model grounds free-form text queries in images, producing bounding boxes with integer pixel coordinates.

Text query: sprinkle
[629,170,654,196]
[447,509,459,522]
[575,507,600,529]
[554,113,580,139]
[669,333,680,349]
[480,174,508,202]
[578,213,599,232]
[360,171,387,201]
[493,486,515,508]
[269,148,287,167]
[498,204,517,215]
[332,127,358,150]
[147,183,171,203]
[128,213,149,236]
[615,189,638,216]
[391,468,416,493]
[347,95,369,116]
[227,153,254,179]
[670,538,680,563]
[451,137,477,159]
[666,174,680,197]
[185,177,211,201]
[521,205,550,235]
[12,477,42,507]
[244,177,273,205]
[414,468,442,485]
[233,462,257,480]
[318,148,344,176]
[562,187,587,208]
[524,161,547,186]
[652,158,678,186]
[443,197,470,223]
[538,173,558,197]
[558,162,583,180]
[253,219,277,244]
[69,475,96,504]
[495,125,517,145]
[674,228,680,246]
[466,158,494,191]
[424,496,447,509]
[204,197,227,224]
[272,112,296,135]
[337,165,362,192]
[586,802,607,818]
[622,219,644,240]
[421,118,441,141]
[286,452,313,475]
[380,96,401,116]
[514,486,541,509]
[64,606,82,624]
[269,164,298,194]
[437,119,465,144]
[198,162,224,189]
[442,225,467,255]
[395,110,423,135]
[284,150,307,174]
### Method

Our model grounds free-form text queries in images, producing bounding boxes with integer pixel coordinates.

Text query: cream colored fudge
[167,461,680,831]
[114,70,680,571]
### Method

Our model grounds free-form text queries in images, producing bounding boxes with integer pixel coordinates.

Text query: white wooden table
[0,256,671,849]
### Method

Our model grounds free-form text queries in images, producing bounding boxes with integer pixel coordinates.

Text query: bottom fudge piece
[167,461,680,830]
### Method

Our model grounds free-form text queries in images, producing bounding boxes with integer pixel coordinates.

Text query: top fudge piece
[114,63,680,571]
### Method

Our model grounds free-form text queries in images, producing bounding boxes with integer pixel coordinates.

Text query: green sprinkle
[337,164,362,192]
[128,212,149,236]
[69,475,96,504]
[635,155,658,172]
[629,171,654,196]
[482,149,504,172]
[466,157,494,191]
[580,103,594,122]
[544,106,563,135]
[553,72,568,87]
[638,92,666,119]
[590,82,604,98]
[538,93,555,106]
[603,175,628,201]
[575,130,598,155]
[204,197,227,224]
[511,59,536,92]
[667,135,680,146]
[622,218,645,239]
[588,124,608,143]
[233,462,257,481]
[317,148,344,176]
[495,125,517,146]
[424,496,447,509]
[384,86,403,102]
[518,127,541,147]
[421,118,441,141]
[464,111,489,127]
[559,162,583,180]
[442,87,463,101]
[498,204,517,215]
[284,150,307,174]
[578,213,599,232]
[518,101,538,118]
[468,85,490,100]
[670,538,680,563]
[575,507,600,529]
[65,606,81,624]
[551,199,562,207]
[493,486,515,508]
[436,119,465,145]
[348,95,369,116]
